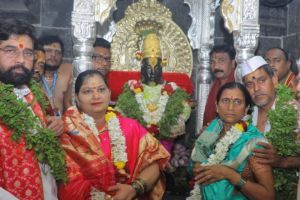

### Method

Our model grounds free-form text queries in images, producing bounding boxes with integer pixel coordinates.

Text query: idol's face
[141,57,163,85]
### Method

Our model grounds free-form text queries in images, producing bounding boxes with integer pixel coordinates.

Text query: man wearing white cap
[241,55,300,199]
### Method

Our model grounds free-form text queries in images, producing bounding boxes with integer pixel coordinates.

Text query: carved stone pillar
[71,0,96,78]
[94,0,117,42]
[185,0,216,133]
[221,0,260,82]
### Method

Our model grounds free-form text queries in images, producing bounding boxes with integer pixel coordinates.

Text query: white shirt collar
[252,101,276,133]
[13,85,30,100]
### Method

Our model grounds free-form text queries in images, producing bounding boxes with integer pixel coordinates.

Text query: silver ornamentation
[94,0,117,25]
[111,0,193,75]
[71,0,96,78]
[185,0,216,132]
[221,0,260,82]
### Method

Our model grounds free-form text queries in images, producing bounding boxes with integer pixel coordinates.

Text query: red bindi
[19,43,24,48]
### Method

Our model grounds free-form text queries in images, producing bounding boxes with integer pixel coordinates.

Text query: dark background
[1,0,299,62]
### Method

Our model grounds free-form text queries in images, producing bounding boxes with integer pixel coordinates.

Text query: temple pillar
[221,0,260,82]
[71,0,96,78]
[185,0,216,133]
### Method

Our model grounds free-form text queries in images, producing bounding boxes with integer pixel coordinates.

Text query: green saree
[190,118,267,200]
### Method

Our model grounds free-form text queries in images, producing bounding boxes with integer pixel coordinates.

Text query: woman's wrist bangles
[131,178,148,197]
[235,176,247,190]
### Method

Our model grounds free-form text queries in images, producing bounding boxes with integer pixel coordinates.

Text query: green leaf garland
[0,80,67,183]
[117,84,146,125]
[266,84,299,199]
[158,88,188,139]
[116,83,189,139]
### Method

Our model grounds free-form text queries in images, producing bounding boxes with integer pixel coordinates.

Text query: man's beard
[0,65,32,87]
[44,63,59,71]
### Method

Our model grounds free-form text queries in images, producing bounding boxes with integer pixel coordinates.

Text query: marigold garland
[0,80,67,182]
[116,81,189,139]
[266,84,300,199]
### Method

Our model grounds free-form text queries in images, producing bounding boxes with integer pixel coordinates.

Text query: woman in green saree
[188,82,275,200]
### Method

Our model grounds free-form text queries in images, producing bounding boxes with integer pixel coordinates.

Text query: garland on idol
[116,80,188,139]
[187,121,248,200]
[0,80,67,182]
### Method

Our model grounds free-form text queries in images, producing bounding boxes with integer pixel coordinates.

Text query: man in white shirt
[241,56,300,199]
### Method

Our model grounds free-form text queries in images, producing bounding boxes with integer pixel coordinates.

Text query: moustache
[9,64,28,73]
[44,63,59,71]
[253,91,266,98]
[213,69,224,74]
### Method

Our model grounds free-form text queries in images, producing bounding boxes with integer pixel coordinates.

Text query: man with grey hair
[241,55,300,199]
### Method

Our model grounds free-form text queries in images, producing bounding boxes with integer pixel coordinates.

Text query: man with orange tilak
[32,44,46,83]
[38,35,72,116]
[264,47,296,88]
[0,19,66,200]
[241,56,300,199]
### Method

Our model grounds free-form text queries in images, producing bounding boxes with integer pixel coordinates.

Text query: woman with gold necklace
[58,69,170,200]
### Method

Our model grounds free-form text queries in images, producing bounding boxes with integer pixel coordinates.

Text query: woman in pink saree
[58,70,170,200]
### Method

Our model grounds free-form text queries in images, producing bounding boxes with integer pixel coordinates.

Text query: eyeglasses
[44,48,62,56]
[0,47,34,59]
[92,54,111,63]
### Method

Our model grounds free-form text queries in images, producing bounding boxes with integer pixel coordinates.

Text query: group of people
[1,16,300,200]
[0,18,171,200]
[194,44,300,199]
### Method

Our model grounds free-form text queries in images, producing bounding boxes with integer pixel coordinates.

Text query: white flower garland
[187,124,244,200]
[82,109,128,169]
[129,80,178,125]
